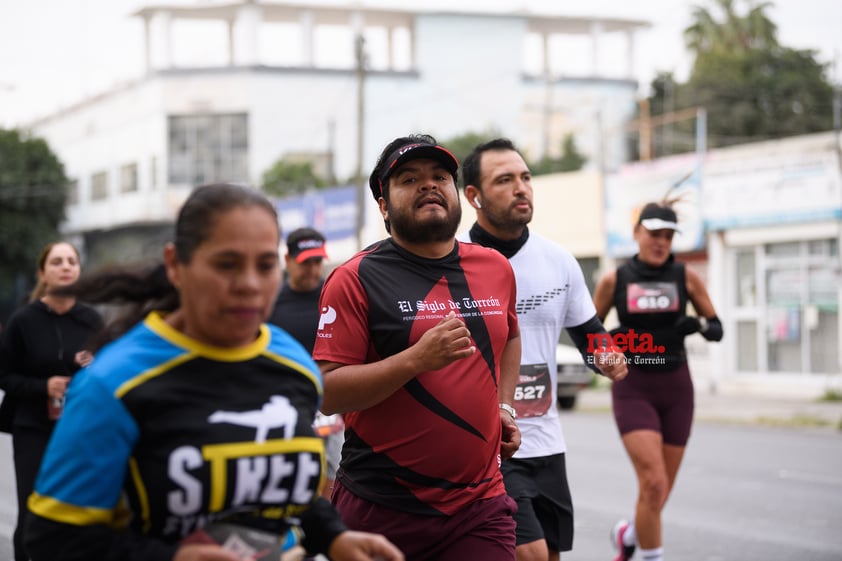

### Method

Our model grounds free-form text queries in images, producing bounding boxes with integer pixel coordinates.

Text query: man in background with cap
[313,133,522,561]
[460,138,627,561]
[268,227,344,500]
[269,227,329,351]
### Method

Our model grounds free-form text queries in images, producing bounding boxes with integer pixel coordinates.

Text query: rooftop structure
[30,0,648,262]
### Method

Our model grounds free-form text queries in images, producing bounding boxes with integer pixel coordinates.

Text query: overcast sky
[0,0,840,126]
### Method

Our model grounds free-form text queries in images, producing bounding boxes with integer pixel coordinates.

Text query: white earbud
[473,196,482,209]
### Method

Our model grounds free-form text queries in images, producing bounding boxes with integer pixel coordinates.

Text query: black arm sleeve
[26,513,178,561]
[0,321,49,399]
[701,316,724,342]
[566,314,608,374]
[300,496,348,556]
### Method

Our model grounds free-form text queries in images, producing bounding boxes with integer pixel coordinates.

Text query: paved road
[1,405,841,561]
[1,433,14,561]
[561,409,842,561]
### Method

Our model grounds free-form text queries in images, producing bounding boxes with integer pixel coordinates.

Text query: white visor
[640,218,680,232]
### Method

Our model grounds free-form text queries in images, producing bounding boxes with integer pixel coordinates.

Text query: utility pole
[541,40,553,161]
[833,57,842,370]
[542,78,553,160]
[834,81,841,175]
[638,98,652,161]
[326,118,336,185]
[354,34,366,251]
[627,104,702,161]
[664,73,675,156]
[833,50,841,175]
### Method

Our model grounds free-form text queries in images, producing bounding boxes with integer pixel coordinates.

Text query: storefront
[704,132,842,393]
[723,229,839,374]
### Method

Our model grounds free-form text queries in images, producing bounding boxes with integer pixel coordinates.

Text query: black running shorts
[501,453,574,551]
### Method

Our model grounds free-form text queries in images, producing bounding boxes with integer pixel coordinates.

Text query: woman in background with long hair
[0,241,102,561]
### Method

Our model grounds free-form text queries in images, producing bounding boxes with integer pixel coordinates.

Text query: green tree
[0,128,68,315]
[441,129,501,182]
[684,0,778,55]
[532,134,587,175]
[443,128,588,179]
[687,46,834,145]
[261,159,326,197]
[646,0,835,154]
[441,129,502,164]
[557,134,587,172]
[646,72,702,156]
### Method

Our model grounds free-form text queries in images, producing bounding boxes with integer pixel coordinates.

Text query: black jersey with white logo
[27,312,344,560]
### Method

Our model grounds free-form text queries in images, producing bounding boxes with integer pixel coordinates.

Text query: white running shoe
[610,519,636,561]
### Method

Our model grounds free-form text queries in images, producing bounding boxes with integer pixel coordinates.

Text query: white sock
[639,546,663,561]
[623,520,637,547]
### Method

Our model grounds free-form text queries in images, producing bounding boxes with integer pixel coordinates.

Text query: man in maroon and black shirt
[314,134,522,561]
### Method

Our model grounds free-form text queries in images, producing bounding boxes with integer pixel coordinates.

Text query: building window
[168,113,249,186]
[67,179,79,205]
[766,240,837,374]
[735,249,755,307]
[91,171,109,200]
[121,163,138,193]
[736,320,758,371]
[150,156,157,189]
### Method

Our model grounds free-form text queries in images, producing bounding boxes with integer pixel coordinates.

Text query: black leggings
[12,426,52,561]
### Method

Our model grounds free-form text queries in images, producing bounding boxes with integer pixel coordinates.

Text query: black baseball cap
[368,141,459,200]
[286,227,327,263]
[638,203,680,232]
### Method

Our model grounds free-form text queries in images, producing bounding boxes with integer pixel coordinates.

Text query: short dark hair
[368,134,458,201]
[461,138,520,192]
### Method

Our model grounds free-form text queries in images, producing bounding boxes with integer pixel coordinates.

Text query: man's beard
[388,198,462,245]
[484,199,532,235]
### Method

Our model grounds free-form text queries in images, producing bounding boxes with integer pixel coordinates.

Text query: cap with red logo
[368,141,459,201]
[286,227,327,263]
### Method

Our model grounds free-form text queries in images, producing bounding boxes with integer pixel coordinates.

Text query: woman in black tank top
[592,202,723,561]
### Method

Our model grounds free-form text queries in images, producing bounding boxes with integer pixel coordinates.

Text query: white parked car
[556,343,594,410]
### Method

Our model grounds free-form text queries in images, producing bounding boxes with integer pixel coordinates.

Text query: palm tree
[684,0,778,56]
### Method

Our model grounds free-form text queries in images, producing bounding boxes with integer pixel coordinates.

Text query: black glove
[700,316,724,341]
[674,316,702,336]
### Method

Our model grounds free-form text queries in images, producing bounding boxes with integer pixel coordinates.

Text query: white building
[28,0,646,262]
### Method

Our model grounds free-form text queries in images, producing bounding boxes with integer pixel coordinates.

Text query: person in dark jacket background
[0,241,102,561]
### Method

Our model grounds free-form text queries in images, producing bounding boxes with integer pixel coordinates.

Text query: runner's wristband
[499,403,517,419]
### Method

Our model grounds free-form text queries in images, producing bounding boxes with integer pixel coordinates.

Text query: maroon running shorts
[332,481,516,561]
[611,362,694,446]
